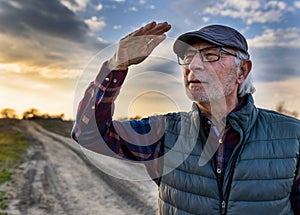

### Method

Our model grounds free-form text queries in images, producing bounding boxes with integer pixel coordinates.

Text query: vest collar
[227,94,258,134]
[191,94,258,134]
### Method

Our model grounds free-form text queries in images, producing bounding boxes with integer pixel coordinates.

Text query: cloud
[112,0,126,3]
[0,0,89,42]
[0,0,108,80]
[137,0,155,9]
[0,29,98,78]
[33,83,51,90]
[59,0,89,12]
[0,71,76,118]
[295,1,300,8]
[253,77,300,113]
[250,46,300,83]
[171,0,215,27]
[171,0,294,27]
[129,6,138,12]
[113,25,122,30]
[148,5,155,9]
[248,27,300,48]
[203,0,291,24]
[202,17,210,23]
[85,16,107,33]
[96,3,103,11]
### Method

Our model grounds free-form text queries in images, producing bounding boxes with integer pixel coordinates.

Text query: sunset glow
[1,0,300,120]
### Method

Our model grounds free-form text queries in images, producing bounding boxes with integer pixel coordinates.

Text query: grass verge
[0,119,29,213]
[0,130,28,183]
[0,119,29,184]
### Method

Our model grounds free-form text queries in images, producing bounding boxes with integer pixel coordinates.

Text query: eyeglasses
[177,46,240,65]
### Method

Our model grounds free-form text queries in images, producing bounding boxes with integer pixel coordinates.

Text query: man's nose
[188,53,204,71]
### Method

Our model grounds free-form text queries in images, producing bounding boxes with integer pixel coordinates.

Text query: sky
[1,0,300,120]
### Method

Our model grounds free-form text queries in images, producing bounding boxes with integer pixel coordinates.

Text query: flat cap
[173,24,249,58]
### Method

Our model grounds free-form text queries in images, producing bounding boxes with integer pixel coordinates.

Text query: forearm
[72,21,171,156]
[71,61,128,156]
[72,60,165,162]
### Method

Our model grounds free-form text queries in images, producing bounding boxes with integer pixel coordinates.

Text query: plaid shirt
[72,62,300,213]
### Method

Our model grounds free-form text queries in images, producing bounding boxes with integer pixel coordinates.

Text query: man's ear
[237,60,252,84]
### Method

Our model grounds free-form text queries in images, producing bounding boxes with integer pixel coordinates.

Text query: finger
[131,21,157,36]
[122,21,171,40]
[141,22,170,36]
[133,21,171,36]
[144,22,171,35]
[120,22,155,40]
[144,21,157,30]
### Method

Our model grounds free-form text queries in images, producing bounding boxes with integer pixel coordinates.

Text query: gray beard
[185,86,234,103]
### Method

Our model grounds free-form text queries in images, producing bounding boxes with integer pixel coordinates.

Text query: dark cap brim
[173,25,249,58]
[173,33,223,55]
[173,33,224,58]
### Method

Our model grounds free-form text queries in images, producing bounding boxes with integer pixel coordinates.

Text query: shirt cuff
[94,61,128,91]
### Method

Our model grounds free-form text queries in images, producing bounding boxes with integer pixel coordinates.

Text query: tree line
[0,108,65,120]
[0,102,298,121]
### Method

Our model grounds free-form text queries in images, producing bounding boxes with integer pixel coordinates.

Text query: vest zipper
[212,158,227,215]
[216,129,228,215]
[207,120,230,215]
[222,123,246,215]
[221,200,226,215]
[223,143,244,209]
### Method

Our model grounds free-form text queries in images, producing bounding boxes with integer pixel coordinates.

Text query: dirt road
[2,120,157,215]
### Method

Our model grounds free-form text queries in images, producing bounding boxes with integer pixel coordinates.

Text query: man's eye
[203,53,218,60]
[203,52,218,56]
[184,55,194,62]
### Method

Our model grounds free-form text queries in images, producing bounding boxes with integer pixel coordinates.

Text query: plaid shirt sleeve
[71,61,164,180]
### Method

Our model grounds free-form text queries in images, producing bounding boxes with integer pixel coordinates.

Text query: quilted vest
[157,95,300,215]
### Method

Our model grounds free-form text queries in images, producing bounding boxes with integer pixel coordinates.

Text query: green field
[0,119,29,214]
[0,119,29,184]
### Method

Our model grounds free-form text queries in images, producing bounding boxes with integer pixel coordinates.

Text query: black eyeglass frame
[177,46,241,65]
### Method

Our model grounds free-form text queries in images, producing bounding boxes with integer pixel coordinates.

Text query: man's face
[182,41,240,103]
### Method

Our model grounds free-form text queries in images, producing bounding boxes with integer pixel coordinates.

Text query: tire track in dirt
[34,123,157,215]
[13,132,76,215]
[3,121,157,215]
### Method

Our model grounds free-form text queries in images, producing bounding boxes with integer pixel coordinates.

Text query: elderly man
[72,21,300,214]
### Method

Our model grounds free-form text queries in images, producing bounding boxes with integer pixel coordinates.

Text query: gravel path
[1,120,157,215]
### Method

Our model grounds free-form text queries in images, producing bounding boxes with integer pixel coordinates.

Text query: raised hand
[108,21,171,70]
